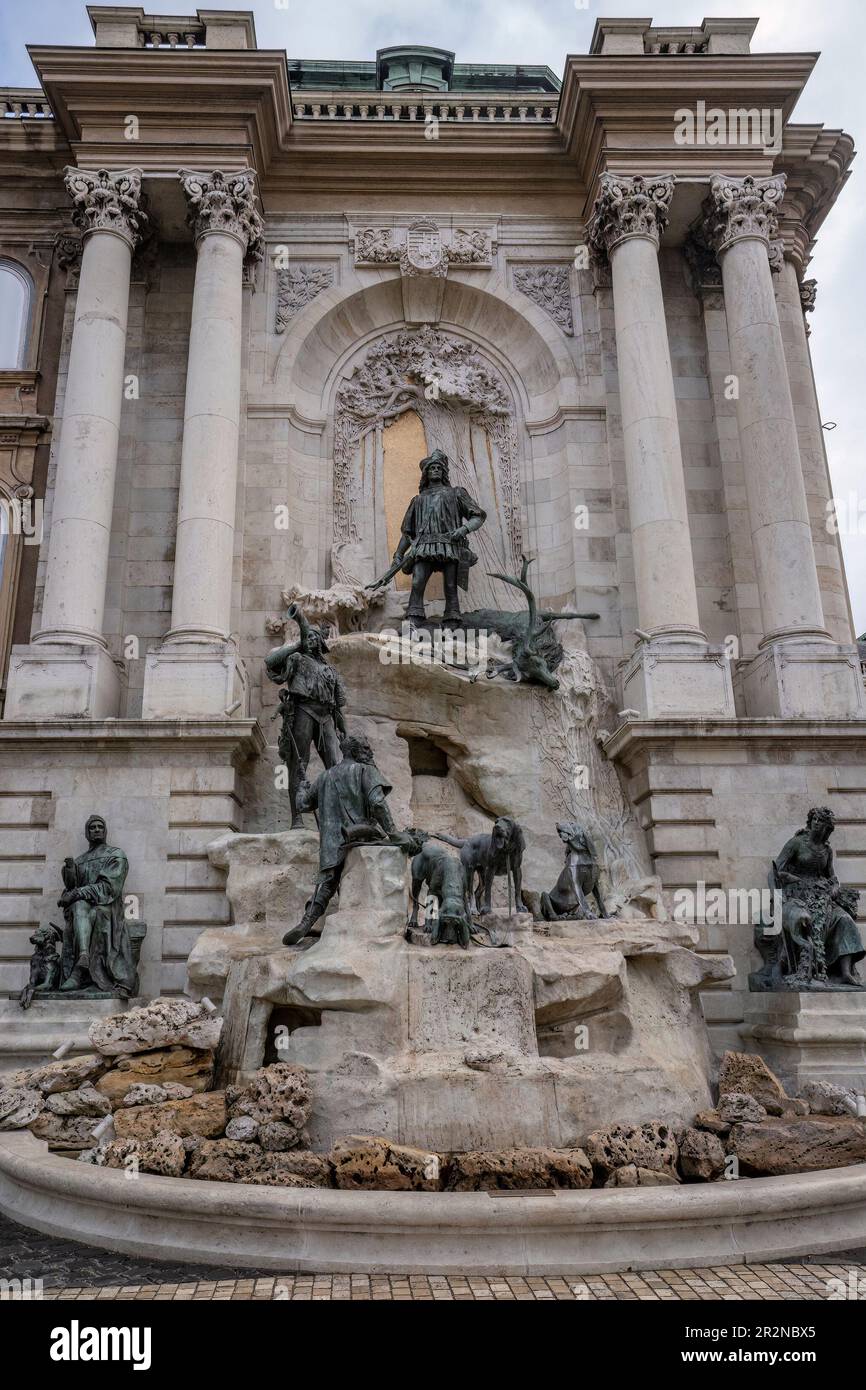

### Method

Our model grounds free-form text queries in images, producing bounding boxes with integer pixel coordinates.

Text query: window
[0,260,33,369]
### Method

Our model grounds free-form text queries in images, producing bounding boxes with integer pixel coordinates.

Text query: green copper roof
[287,47,560,94]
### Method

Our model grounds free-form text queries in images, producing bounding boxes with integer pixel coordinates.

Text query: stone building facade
[0,8,863,1079]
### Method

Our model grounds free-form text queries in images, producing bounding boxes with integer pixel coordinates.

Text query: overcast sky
[2,0,864,633]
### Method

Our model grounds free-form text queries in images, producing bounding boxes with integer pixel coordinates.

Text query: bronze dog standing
[435,817,527,916]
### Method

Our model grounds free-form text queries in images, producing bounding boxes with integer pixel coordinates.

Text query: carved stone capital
[702,174,786,258]
[63,167,148,250]
[800,277,818,314]
[683,229,722,303]
[178,168,263,260]
[587,173,675,260]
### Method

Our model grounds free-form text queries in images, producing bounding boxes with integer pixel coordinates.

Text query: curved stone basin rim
[2,1133,865,1277]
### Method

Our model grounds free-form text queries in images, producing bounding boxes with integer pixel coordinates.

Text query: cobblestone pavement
[25,1265,866,1299]
[3,1214,866,1299]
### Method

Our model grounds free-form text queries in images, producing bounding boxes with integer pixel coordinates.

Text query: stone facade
[0,9,863,1086]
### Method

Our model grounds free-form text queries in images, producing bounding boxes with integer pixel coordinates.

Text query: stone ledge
[3,1130,866,1275]
[0,718,266,754]
[604,717,866,760]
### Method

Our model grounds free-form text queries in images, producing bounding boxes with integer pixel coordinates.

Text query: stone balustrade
[1,89,53,119]
[291,97,557,123]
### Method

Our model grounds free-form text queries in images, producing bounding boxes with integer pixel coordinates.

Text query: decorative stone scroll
[701,173,786,256]
[178,168,263,262]
[512,265,574,335]
[275,264,335,332]
[333,325,521,576]
[587,173,675,259]
[63,167,148,249]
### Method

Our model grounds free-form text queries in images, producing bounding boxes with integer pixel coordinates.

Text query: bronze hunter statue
[367,448,486,624]
[264,602,348,829]
[283,734,401,946]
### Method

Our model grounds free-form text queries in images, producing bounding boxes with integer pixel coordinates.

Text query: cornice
[557,53,819,214]
[775,125,856,272]
[26,46,292,174]
[603,717,866,765]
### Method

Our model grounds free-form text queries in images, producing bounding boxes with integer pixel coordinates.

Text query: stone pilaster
[701,174,863,717]
[141,169,262,719]
[5,168,147,720]
[588,173,734,718]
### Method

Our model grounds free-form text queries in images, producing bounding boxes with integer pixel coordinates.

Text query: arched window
[0,260,33,369]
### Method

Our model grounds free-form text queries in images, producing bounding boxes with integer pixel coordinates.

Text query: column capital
[702,173,786,258]
[587,173,675,260]
[178,168,263,260]
[64,167,148,250]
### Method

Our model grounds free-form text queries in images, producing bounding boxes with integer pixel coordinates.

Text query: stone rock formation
[583,1122,680,1184]
[89,998,222,1056]
[443,1147,592,1190]
[728,1116,866,1175]
[113,1091,227,1141]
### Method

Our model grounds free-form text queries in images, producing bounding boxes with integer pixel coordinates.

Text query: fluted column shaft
[167,169,262,641]
[589,173,703,638]
[38,168,146,643]
[704,175,827,644]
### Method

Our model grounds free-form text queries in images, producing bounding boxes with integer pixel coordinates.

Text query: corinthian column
[5,168,147,720]
[702,175,863,716]
[142,169,261,719]
[588,173,733,717]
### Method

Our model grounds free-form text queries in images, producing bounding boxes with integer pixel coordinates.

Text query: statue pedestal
[0,995,136,1075]
[741,990,866,1094]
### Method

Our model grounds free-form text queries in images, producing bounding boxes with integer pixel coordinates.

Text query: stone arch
[267,273,589,609]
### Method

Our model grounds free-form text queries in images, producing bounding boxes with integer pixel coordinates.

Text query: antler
[487,553,538,631]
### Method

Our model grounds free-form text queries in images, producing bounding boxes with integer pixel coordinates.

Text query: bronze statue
[540,822,608,921]
[407,835,472,948]
[462,555,599,689]
[57,814,139,995]
[264,602,348,829]
[434,816,528,916]
[283,735,399,946]
[367,449,486,624]
[19,922,62,1008]
[751,806,864,991]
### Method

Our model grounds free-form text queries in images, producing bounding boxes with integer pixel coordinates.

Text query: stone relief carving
[275,264,335,332]
[512,265,574,335]
[701,173,786,255]
[333,326,521,573]
[354,227,398,263]
[353,222,494,271]
[587,173,675,258]
[683,230,724,309]
[55,233,83,288]
[447,227,496,265]
[64,167,148,249]
[179,168,264,262]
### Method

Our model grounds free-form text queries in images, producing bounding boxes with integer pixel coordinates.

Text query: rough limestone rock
[729,1116,866,1176]
[45,1083,111,1118]
[678,1126,726,1181]
[95,1132,186,1178]
[14,1054,106,1095]
[225,1116,259,1142]
[800,1081,861,1118]
[186,1138,266,1183]
[0,1085,43,1131]
[226,1064,311,1139]
[717,1051,789,1115]
[584,1122,679,1184]
[30,1112,106,1151]
[95,1046,214,1103]
[694,1109,731,1137]
[244,1152,334,1188]
[113,1091,226,1141]
[119,1082,194,1108]
[718,1092,767,1125]
[331,1135,442,1191]
[444,1147,592,1191]
[257,1120,301,1152]
[90,998,222,1056]
[604,1164,680,1188]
